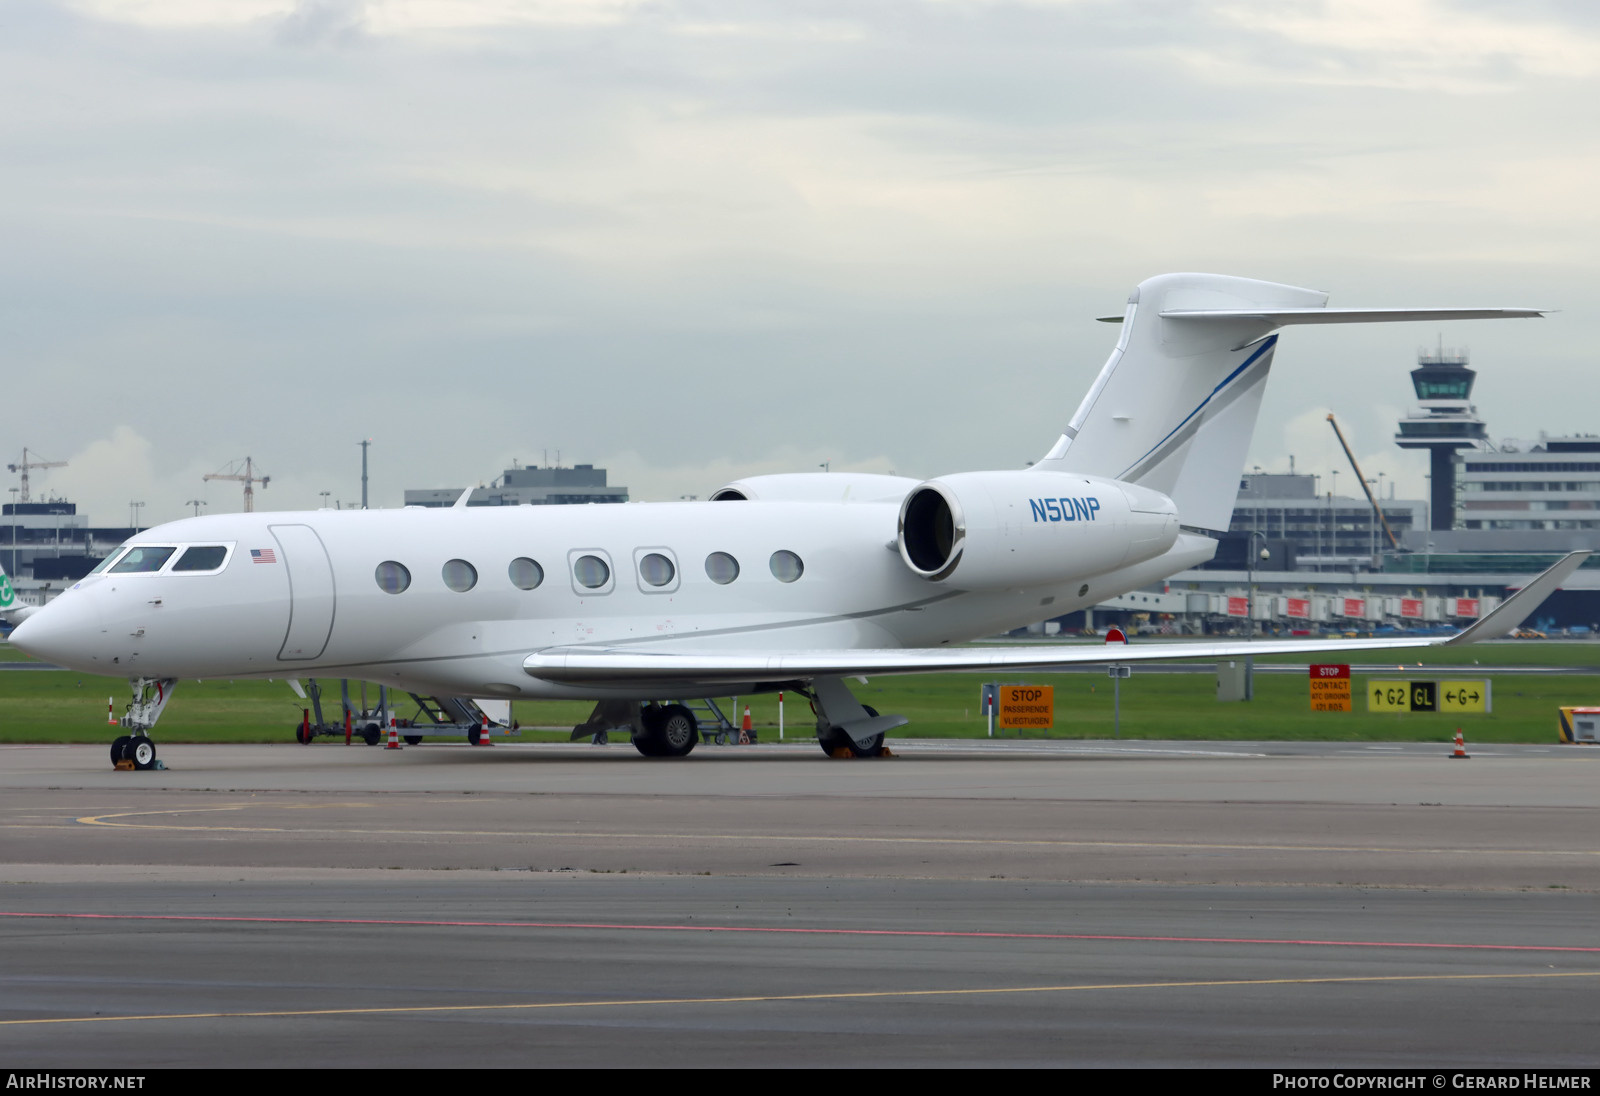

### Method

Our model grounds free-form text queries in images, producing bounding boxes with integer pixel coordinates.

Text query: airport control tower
[1394,345,1488,531]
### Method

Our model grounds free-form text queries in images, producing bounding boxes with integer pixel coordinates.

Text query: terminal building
[404,462,627,508]
[1204,473,1425,574]
[2,500,136,607]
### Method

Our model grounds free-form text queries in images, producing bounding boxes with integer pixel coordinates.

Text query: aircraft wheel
[110,736,131,767]
[127,737,158,771]
[849,705,885,757]
[295,722,312,744]
[404,735,423,746]
[847,732,885,758]
[633,707,664,757]
[656,705,699,758]
[362,724,382,746]
[817,728,850,758]
[467,723,481,746]
[817,705,884,758]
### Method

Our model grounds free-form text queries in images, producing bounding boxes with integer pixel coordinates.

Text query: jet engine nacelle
[896,470,1179,587]
[710,472,921,503]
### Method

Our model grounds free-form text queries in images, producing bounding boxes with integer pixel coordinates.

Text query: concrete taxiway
[3,740,1599,1067]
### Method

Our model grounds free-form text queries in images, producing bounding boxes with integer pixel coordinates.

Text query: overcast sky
[5,0,1598,526]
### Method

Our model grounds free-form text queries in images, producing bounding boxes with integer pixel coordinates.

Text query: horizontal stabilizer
[1159,307,1547,325]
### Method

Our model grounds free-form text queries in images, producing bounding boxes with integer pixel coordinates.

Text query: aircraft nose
[9,593,104,669]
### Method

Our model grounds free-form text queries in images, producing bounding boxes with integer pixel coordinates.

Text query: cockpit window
[173,546,229,572]
[88,548,129,575]
[110,546,177,574]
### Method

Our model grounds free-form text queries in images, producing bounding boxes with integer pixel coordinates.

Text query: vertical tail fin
[0,558,25,622]
[1034,273,1325,531]
[1036,273,1543,531]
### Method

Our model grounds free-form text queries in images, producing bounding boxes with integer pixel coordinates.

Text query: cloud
[276,0,368,46]
[6,0,1595,529]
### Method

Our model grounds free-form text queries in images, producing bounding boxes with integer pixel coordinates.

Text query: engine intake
[898,482,965,580]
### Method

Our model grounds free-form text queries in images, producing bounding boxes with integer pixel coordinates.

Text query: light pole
[185,499,207,518]
[1245,531,1269,700]
[319,491,331,509]
[129,501,145,531]
[7,487,17,578]
[1330,469,1339,567]
[1367,478,1378,562]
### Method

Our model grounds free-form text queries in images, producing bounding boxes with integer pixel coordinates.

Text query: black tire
[127,737,157,771]
[818,705,884,758]
[817,727,848,757]
[655,705,699,758]
[404,735,423,746]
[110,735,131,767]
[633,707,664,757]
[362,725,382,746]
[295,722,312,744]
[467,723,481,746]
[591,731,608,746]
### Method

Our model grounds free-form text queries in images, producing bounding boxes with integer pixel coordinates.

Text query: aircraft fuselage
[15,492,1197,699]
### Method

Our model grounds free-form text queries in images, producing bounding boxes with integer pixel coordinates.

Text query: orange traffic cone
[386,722,402,750]
[1449,729,1470,759]
[740,705,752,745]
[476,712,494,746]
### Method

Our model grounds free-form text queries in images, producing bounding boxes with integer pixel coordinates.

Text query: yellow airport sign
[1439,681,1491,713]
[999,685,1054,730]
[1367,679,1491,713]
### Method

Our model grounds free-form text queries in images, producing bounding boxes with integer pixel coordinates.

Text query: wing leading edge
[523,553,1590,688]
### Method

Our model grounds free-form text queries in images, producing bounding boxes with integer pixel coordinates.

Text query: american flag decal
[251,548,277,564]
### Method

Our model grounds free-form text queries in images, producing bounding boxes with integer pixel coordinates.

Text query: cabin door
[271,524,335,661]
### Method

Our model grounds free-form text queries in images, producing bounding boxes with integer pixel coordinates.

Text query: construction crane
[1326,413,1402,552]
[7,449,67,504]
[204,457,270,513]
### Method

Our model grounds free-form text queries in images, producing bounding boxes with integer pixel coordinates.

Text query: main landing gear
[808,677,909,759]
[568,699,702,757]
[634,703,700,758]
[108,677,177,770]
[565,682,908,760]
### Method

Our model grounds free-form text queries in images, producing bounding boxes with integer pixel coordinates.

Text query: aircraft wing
[524,552,1588,687]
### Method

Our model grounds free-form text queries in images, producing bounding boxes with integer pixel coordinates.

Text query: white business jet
[10,273,1583,768]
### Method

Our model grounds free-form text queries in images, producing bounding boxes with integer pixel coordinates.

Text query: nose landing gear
[107,677,176,771]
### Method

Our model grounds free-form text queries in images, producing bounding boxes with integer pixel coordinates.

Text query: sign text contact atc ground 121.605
[1309,664,1351,712]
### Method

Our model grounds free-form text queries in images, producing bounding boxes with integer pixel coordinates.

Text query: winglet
[1444,551,1591,645]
